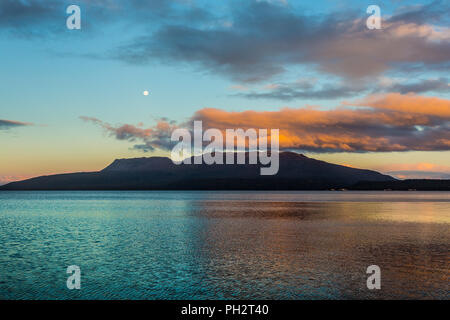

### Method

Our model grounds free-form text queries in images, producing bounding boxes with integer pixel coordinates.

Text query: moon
[143,90,149,96]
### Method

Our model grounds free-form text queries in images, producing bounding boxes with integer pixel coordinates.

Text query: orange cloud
[378,163,450,173]
[351,93,450,117]
[387,23,450,41]
[192,93,450,152]
[83,93,450,153]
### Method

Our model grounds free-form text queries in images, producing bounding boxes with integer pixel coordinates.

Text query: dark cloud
[0,0,60,36]
[3,1,448,81]
[388,77,449,94]
[234,82,362,101]
[80,116,179,152]
[114,2,348,82]
[0,119,32,130]
[114,1,450,82]
[0,0,113,37]
[0,0,214,37]
[232,76,449,101]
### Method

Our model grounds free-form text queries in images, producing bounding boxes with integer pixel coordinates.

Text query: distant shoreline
[1,153,449,191]
[1,184,449,192]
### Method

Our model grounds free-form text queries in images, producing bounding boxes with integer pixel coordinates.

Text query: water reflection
[185,199,450,299]
[0,191,448,299]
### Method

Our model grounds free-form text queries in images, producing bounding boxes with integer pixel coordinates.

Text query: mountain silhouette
[0,152,400,190]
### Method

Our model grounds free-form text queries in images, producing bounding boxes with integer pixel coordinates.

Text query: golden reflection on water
[188,200,450,224]
[187,199,450,299]
[364,201,450,224]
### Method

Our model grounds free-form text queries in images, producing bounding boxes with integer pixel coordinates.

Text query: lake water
[0,191,448,299]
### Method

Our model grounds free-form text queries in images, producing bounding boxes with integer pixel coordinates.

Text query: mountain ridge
[0,152,403,190]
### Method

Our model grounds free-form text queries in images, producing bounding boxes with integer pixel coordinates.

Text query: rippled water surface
[0,191,449,299]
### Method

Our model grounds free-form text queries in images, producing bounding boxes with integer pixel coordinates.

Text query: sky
[1,0,449,184]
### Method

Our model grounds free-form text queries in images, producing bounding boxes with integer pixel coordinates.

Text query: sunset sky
[1,0,449,184]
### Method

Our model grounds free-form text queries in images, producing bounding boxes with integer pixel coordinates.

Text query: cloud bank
[114,1,450,82]
[234,77,449,101]
[82,93,450,153]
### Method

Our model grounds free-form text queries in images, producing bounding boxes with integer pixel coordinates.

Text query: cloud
[0,0,57,25]
[385,77,449,94]
[350,93,450,117]
[234,81,362,101]
[0,119,32,130]
[377,163,450,179]
[83,93,450,153]
[380,162,450,172]
[80,116,179,152]
[388,1,449,25]
[233,77,449,101]
[4,1,448,83]
[387,171,450,180]
[0,0,213,37]
[192,107,450,153]
[0,0,72,37]
[114,1,450,82]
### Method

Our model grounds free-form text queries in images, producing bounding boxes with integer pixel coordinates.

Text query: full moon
[143,90,149,96]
